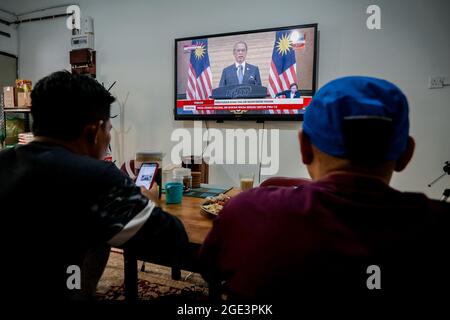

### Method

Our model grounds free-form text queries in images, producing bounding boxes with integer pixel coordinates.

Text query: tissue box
[17,92,31,108]
[15,79,32,108]
[3,86,15,108]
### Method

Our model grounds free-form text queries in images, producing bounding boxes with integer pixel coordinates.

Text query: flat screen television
[175,23,318,121]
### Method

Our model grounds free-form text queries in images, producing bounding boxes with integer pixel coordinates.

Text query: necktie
[237,65,243,84]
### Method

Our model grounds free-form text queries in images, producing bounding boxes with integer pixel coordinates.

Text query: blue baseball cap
[303,76,409,161]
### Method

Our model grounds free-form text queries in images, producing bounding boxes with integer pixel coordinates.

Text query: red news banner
[177,97,312,112]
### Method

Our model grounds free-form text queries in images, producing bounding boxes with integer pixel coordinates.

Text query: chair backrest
[120,159,136,179]
[260,176,311,187]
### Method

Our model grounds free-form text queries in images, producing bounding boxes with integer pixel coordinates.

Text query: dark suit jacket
[219,63,262,87]
[275,90,301,98]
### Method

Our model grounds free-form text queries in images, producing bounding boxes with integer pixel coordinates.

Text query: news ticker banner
[177,97,312,112]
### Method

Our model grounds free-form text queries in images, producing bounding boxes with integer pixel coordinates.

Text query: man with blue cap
[301,76,412,183]
[200,76,450,302]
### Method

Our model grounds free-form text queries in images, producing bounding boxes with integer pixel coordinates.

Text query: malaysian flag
[186,39,213,114]
[268,31,299,114]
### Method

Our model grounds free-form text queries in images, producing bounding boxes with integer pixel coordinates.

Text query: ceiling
[0,0,76,17]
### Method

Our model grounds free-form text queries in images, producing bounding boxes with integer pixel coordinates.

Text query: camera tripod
[428,161,450,201]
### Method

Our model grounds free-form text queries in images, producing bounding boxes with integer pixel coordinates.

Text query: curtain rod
[12,12,73,25]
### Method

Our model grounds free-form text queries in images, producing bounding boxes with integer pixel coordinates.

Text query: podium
[211,84,267,99]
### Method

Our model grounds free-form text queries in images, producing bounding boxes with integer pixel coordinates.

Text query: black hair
[290,83,298,89]
[31,70,115,141]
[342,117,394,164]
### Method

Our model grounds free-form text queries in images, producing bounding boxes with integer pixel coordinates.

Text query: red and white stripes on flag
[185,39,213,114]
[187,66,213,114]
[268,62,298,114]
[267,30,301,115]
[186,64,213,114]
[186,65,212,101]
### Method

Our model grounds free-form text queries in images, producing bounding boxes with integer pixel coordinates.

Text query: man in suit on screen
[219,41,262,87]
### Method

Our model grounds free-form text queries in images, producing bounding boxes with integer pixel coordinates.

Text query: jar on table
[162,164,181,189]
[173,168,192,193]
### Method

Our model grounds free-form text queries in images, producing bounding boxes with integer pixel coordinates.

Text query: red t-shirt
[199,173,450,301]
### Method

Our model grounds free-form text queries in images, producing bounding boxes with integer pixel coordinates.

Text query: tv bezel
[174,23,318,121]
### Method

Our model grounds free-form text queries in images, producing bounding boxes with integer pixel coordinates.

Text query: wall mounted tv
[175,23,318,121]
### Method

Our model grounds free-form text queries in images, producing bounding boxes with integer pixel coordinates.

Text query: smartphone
[135,163,158,189]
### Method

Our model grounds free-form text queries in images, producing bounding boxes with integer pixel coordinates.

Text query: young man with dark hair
[199,76,450,302]
[0,71,188,301]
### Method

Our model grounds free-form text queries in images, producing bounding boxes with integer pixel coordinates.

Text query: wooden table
[160,188,240,244]
[123,188,239,300]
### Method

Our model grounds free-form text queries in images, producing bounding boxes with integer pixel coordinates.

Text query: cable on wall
[258,121,265,185]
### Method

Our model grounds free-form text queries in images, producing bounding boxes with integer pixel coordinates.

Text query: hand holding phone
[135,163,158,189]
[140,184,160,205]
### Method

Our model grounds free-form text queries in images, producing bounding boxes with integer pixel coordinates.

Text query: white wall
[6,0,450,199]
[0,9,18,55]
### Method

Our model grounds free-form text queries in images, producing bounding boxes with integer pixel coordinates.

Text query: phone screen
[135,163,158,189]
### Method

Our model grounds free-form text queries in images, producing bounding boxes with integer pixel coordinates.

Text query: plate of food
[201,193,231,217]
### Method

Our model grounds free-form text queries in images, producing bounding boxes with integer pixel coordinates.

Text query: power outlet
[429,76,445,89]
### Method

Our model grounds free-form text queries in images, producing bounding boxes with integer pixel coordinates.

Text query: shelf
[4,108,32,113]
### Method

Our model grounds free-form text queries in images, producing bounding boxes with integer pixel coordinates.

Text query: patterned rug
[96,250,208,300]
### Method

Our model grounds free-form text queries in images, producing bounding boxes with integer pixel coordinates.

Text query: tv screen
[175,23,318,121]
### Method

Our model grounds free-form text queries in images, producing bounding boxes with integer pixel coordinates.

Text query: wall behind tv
[3,0,449,199]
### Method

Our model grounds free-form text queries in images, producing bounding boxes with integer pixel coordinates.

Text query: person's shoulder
[67,157,131,199]
[418,195,450,215]
[52,147,116,172]
[84,156,123,174]
[246,63,259,70]
[29,142,126,181]
[378,187,450,220]
[0,146,15,161]
[223,64,235,71]
[76,156,128,183]
[402,193,450,232]
[396,189,448,207]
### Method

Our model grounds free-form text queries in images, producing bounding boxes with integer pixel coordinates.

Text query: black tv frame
[174,23,318,121]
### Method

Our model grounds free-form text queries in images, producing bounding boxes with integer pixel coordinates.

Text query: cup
[165,182,184,204]
[173,168,192,193]
[239,172,255,191]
